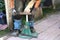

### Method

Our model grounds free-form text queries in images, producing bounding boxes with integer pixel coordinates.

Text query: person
[29,0,42,33]
[11,9,22,36]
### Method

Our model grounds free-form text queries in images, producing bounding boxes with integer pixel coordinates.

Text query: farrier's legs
[11,14,22,36]
[28,15,35,33]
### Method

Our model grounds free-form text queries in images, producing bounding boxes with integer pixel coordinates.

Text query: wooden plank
[24,0,36,13]
[19,12,32,15]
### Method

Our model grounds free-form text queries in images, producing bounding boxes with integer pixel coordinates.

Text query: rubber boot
[11,19,22,36]
[29,21,35,33]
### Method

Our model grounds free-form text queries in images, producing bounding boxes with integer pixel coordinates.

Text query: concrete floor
[0,11,60,40]
[34,11,60,40]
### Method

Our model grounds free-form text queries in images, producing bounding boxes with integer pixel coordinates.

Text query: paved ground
[0,11,60,40]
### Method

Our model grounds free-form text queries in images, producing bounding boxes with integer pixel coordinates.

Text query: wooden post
[4,0,10,27]
[4,0,14,30]
[52,0,56,9]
